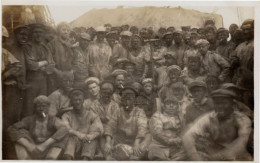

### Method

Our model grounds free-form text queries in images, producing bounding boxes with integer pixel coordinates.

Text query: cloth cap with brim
[14,25,29,35]
[84,77,100,86]
[106,31,118,38]
[142,78,153,85]
[241,19,254,29]
[162,32,173,39]
[114,58,130,66]
[96,26,106,32]
[120,31,133,37]
[80,32,91,40]
[205,25,217,33]
[217,28,229,36]
[119,86,137,96]
[112,69,127,77]
[167,65,181,74]
[29,23,46,31]
[131,34,143,41]
[173,30,182,35]
[188,80,207,90]
[69,87,86,98]
[181,26,191,31]
[196,39,209,46]
[210,89,236,99]
[204,19,215,26]
[220,83,247,91]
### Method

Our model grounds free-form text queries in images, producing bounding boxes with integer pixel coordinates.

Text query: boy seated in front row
[8,95,68,160]
[148,96,187,161]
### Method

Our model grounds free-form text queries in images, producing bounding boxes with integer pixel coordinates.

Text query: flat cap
[181,26,191,31]
[205,25,217,33]
[80,32,91,40]
[196,39,209,46]
[142,78,153,85]
[210,89,236,98]
[106,31,118,37]
[220,83,247,91]
[173,30,182,35]
[14,25,29,34]
[29,23,46,31]
[69,87,86,98]
[162,32,173,38]
[84,77,100,86]
[164,96,178,103]
[120,31,132,37]
[188,80,207,90]
[167,65,181,74]
[217,27,229,35]
[120,86,137,96]
[112,69,127,77]
[241,19,254,29]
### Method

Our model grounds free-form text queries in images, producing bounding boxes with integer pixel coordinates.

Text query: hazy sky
[48,5,254,28]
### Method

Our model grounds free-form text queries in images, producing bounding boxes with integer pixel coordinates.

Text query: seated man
[184,80,213,126]
[48,71,74,117]
[89,81,121,159]
[104,87,149,160]
[8,95,68,160]
[148,96,187,161]
[183,89,253,161]
[62,88,103,160]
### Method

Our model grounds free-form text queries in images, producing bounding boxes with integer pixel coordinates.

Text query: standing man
[196,39,230,83]
[88,26,112,80]
[205,25,218,51]
[23,23,55,117]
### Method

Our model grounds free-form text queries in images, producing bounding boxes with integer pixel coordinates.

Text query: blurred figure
[205,25,218,51]
[130,26,139,35]
[229,23,239,43]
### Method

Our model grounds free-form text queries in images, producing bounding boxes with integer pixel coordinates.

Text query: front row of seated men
[8,81,253,161]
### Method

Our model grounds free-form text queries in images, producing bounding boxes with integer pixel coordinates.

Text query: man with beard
[23,23,55,117]
[110,31,132,66]
[89,81,121,160]
[196,39,230,83]
[216,28,236,62]
[47,22,74,94]
[183,89,253,161]
[88,26,112,80]
[168,31,187,69]
[104,87,149,160]
[8,96,68,160]
[48,71,74,117]
[62,89,103,160]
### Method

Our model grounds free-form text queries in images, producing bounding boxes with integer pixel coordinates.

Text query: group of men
[2,18,254,160]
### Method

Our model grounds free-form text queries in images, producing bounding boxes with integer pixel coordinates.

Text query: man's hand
[104,142,112,155]
[83,134,95,143]
[133,145,142,157]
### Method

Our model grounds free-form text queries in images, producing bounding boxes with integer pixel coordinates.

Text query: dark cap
[14,25,29,35]
[217,27,229,36]
[69,87,86,98]
[220,83,247,91]
[210,89,236,98]
[29,23,46,31]
[162,32,173,39]
[188,80,207,90]
[120,86,137,96]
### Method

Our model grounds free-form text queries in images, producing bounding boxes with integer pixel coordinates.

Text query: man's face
[115,74,125,89]
[131,38,141,49]
[121,36,131,47]
[198,44,209,55]
[97,32,106,42]
[229,25,238,37]
[71,93,84,111]
[140,32,148,40]
[188,57,201,71]
[164,101,179,115]
[16,29,29,44]
[32,29,44,43]
[168,70,181,83]
[60,77,73,93]
[243,27,254,40]
[88,83,100,97]
[164,35,173,46]
[152,40,161,49]
[184,34,191,45]
[107,37,115,48]
[79,38,90,50]
[173,34,182,44]
[143,83,153,95]
[172,88,185,101]
[100,84,114,104]
[190,35,198,46]
[35,103,49,117]
[125,65,135,75]
[206,77,219,93]
[121,90,135,111]
[217,32,228,43]
[206,31,216,42]
[213,97,233,120]
[130,28,138,35]
[190,86,206,103]
[59,26,70,40]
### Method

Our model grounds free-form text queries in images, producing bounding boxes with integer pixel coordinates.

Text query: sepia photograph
[1,1,257,161]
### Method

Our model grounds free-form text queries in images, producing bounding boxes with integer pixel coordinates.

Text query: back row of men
[2,18,254,160]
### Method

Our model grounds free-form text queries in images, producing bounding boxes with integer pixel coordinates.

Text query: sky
[48,5,254,28]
